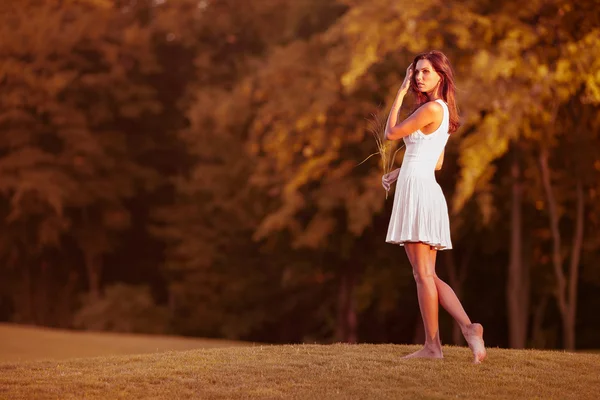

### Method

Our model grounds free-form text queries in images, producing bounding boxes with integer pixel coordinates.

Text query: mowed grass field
[1,324,600,399]
[0,323,247,362]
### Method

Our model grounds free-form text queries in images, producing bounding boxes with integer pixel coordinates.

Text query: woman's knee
[412,265,435,284]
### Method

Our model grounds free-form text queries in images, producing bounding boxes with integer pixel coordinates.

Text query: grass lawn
[1,340,599,399]
[0,323,247,362]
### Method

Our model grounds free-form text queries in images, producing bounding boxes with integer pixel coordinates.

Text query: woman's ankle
[424,332,442,350]
[463,323,483,338]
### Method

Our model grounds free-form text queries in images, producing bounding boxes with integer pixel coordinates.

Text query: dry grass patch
[0,323,247,362]
[1,344,600,399]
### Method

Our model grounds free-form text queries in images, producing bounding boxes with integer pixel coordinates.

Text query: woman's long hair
[410,50,460,133]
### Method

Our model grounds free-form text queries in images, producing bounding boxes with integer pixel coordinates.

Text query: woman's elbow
[385,127,397,141]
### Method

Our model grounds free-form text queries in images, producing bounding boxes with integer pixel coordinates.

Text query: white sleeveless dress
[386,99,452,250]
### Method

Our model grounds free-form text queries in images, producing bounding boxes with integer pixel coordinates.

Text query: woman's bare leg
[403,242,443,359]
[428,249,471,331]
[428,248,487,363]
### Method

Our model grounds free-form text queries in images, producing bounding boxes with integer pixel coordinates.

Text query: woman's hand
[398,63,413,96]
[382,168,400,191]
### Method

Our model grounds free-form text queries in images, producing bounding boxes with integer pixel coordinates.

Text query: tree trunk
[507,144,528,348]
[336,267,357,343]
[84,252,102,299]
[59,270,79,328]
[563,313,576,351]
[531,296,548,348]
[539,149,584,351]
[23,264,35,324]
[564,180,584,350]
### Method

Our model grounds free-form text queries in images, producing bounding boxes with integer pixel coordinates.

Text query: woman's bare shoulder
[416,100,443,118]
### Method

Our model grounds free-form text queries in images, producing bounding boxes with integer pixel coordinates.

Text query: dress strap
[435,99,449,125]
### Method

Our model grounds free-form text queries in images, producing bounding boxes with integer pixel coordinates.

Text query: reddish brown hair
[410,50,460,133]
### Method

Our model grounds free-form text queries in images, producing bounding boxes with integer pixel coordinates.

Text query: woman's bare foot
[464,323,486,364]
[403,344,444,359]
[403,333,443,359]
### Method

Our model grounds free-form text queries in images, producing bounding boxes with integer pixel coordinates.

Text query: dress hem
[386,238,452,251]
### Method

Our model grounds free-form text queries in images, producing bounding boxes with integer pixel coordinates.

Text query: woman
[381,50,486,363]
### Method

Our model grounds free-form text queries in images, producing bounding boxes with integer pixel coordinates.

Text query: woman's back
[399,99,450,180]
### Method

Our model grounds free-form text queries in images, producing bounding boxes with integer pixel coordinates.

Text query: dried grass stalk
[358,110,404,199]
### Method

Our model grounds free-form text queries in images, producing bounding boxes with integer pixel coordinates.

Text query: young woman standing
[381,50,486,363]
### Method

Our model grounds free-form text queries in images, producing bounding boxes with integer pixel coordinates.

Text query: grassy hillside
[0,323,247,362]
[1,343,599,399]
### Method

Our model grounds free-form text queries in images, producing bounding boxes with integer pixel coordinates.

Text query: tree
[155,0,349,339]
[467,3,595,354]
[244,0,600,347]
[0,0,161,315]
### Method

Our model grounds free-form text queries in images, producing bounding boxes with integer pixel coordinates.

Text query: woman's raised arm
[385,101,442,141]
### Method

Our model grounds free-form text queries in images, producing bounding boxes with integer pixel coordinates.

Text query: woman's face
[414,59,441,95]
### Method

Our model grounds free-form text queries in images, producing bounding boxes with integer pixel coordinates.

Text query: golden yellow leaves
[452,113,511,215]
[341,42,379,90]
[332,0,438,92]
[245,0,600,251]
[66,0,113,8]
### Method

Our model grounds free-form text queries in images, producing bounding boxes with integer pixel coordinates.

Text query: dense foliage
[0,0,598,350]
